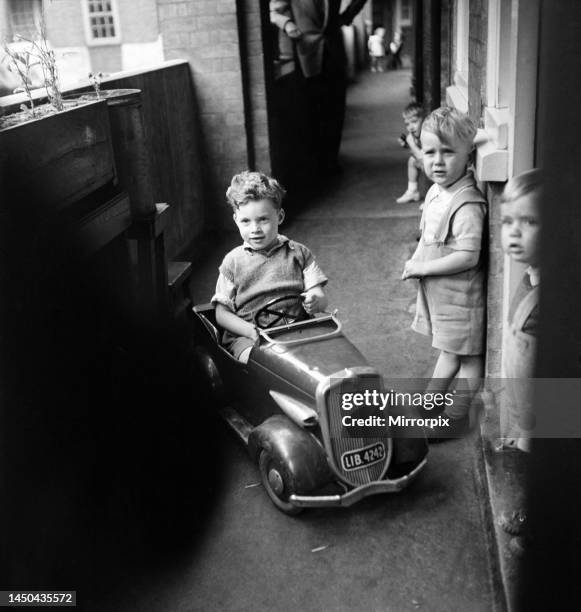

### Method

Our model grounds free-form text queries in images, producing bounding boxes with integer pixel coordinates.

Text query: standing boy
[402,107,487,439]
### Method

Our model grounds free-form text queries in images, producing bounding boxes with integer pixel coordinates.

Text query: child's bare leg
[408,155,420,184]
[238,346,253,363]
[426,350,461,392]
[448,355,483,419]
[458,354,483,381]
[396,156,421,203]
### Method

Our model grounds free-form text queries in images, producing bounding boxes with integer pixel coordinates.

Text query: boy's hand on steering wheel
[301,289,324,314]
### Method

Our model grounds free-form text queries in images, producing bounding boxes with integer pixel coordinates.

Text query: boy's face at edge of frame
[404,113,423,138]
[420,129,473,188]
[233,198,284,251]
[500,194,541,267]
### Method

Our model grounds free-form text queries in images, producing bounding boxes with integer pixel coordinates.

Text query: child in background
[367,27,386,72]
[396,103,426,205]
[212,171,328,364]
[499,169,542,453]
[388,30,404,69]
[402,107,487,438]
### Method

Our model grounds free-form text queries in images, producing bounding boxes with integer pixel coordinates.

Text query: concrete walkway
[80,69,503,612]
[162,69,502,612]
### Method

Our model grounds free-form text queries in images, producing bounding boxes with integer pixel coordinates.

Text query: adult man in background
[270,0,368,176]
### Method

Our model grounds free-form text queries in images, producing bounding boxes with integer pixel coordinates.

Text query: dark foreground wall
[522,1,581,610]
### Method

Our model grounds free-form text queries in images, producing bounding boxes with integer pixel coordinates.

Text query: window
[8,0,42,39]
[445,0,469,113]
[398,0,412,27]
[82,0,121,45]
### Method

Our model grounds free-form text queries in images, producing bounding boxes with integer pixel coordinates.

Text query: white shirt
[422,174,485,251]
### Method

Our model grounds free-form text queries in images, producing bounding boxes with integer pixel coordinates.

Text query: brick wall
[45,0,85,47]
[0,0,10,39]
[89,45,123,74]
[421,0,440,111]
[467,0,487,123]
[484,182,505,379]
[159,0,270,227]
[466,0,502,378]
[118,0,159,43]
[440,0,453,104]
[45,0,159,46]
[117,0,159,44]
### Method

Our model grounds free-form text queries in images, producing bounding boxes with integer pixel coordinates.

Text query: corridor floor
[103,70,500,612]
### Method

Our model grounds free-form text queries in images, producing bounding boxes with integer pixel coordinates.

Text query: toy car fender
[248,414,334,494]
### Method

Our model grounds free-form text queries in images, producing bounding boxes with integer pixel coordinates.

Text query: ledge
[484,106,510,150]
[0,59,190,112]
[473,105,511,183]
[445,85,468,114]
[475,129,509,182]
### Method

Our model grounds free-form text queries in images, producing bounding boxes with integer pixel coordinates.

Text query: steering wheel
[254,295,306,329]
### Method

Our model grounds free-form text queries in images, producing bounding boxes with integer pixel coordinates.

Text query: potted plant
[0,23,116,213]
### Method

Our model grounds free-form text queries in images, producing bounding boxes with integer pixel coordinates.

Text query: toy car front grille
[321,376,390,487]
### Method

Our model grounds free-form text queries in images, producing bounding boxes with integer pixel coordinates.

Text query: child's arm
[402,250,479,279]
[299,244,329,314]
[302,284,328,314]
[403,202,484,280]
[406,134,422,161]
[215,304,259,343]
[270,1,302,38]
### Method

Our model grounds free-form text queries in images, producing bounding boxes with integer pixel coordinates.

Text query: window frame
[397,0,413,28]
[8,0,42,40]
[445,0,469,114]
[81,0,122,47]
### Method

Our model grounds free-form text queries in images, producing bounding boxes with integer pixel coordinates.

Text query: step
[168,261,192,317]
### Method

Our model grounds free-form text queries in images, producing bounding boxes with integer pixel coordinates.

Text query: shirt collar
[434,171,475,198]
[243,234,290,254]
[526,266,540,287]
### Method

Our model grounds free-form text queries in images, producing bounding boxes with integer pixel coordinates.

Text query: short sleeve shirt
[211,234,327,323]
[422,175,485,251]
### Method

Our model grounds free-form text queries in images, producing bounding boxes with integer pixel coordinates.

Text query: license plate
[341,442,386,471]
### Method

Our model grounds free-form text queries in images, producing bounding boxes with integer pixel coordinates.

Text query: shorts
[223,333,256,360]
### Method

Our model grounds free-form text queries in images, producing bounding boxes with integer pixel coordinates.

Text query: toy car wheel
[258,450,302,515]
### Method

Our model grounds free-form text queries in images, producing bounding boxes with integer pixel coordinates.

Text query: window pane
[9,0,40,38]
[87,0,117,40]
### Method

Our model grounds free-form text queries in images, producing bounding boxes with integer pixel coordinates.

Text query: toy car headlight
[269,391,318,428]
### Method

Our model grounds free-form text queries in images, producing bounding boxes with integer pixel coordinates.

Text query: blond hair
[421,106,477,147]
[501,168,543,204]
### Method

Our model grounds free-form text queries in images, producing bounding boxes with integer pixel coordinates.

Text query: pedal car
[192,295,427,514]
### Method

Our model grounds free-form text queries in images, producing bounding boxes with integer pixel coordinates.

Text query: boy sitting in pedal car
[212,171,328,363]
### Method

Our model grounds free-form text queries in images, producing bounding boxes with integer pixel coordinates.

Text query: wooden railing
[1,60,206,260]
